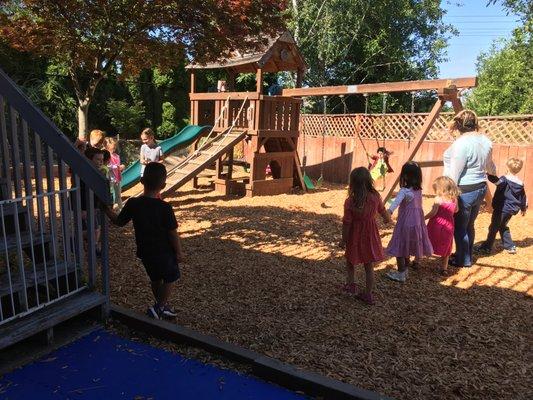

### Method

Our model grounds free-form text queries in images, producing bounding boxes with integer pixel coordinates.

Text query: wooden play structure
[283,77,479,202]
[180,31,307,197]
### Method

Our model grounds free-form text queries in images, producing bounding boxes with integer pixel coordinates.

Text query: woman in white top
[443,110,496,268]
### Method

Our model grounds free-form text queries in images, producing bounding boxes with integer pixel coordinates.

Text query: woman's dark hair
[377,146,388,154]
[399,162,422,190]
[348,167,378,209]
[141,162,167,191]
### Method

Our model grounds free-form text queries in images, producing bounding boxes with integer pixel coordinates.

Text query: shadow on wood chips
[111,182,532,400]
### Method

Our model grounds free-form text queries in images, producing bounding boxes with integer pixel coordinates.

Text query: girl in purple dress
[386,162,433,282]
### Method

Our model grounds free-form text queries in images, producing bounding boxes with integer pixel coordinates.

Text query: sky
[437,0,521,78]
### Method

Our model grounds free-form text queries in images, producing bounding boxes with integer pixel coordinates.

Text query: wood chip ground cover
[112,182,532,400]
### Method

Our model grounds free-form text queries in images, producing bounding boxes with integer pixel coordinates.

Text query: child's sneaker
[159,305,178,319]
[386,270,408,283]
[339,283,357,294]
[505,247,517,254]
[357,292,375,305]
[146,305,160,320]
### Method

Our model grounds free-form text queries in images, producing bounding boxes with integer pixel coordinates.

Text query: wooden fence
[301,113,533,145]
[298,113,533,200]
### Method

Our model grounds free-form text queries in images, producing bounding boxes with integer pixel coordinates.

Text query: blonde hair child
[139,128,164,176]
[104,137,125,210]
[425,176,460,275]
[475,157,528,255]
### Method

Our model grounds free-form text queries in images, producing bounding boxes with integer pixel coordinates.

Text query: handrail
[0,68,111,204]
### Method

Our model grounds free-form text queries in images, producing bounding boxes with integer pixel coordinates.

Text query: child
[386,162,433,282]
[425,176,460,276]
[89,129,106,150]
[339,167,392,304]
[105,137,125,210]
[140,128,164,176]
[475,157,528,255]
[105,162,183,320]
[368,147,393,191]
[81,147,105,254]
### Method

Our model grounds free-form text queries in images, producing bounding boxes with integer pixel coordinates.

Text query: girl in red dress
[339,167,392,304]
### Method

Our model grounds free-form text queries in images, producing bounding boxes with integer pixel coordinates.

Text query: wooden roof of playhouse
[186,31,306,74]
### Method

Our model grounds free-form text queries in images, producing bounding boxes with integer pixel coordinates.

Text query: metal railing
[0,67,109,329]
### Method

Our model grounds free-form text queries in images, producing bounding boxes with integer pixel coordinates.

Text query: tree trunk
[77,100,90,140]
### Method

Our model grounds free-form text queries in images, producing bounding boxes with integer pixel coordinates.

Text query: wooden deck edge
[109,304,392,400]
[0,290,106,350]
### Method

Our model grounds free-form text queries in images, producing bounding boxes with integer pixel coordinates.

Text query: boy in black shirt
[105,162,183,319]
[475,157,528,255]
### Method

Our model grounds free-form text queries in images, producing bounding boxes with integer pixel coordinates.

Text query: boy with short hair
[105,162,183,319]
[475,157,528,254]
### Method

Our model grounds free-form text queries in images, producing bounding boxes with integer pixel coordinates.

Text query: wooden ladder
[161,129,248,194]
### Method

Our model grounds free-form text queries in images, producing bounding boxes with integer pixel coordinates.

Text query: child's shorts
[140,252,180,283]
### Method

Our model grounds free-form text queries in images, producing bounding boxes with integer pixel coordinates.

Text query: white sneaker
[386,270,408,283]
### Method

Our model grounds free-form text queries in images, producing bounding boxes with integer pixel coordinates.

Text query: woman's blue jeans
[453,185,487,266]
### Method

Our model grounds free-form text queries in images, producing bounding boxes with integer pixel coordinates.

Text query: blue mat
[0,330,307,399]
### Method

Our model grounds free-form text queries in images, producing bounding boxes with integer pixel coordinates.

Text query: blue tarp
[0,329,307,399]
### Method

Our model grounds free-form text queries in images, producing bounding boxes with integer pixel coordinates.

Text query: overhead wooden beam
[282,77,477,97]
[382,97,445,203]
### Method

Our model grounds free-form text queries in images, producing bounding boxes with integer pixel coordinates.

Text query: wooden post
[190,71,196,94]
[256,68,263,94]
[227,69,236,92]
[382,98,445,203]
[227,150,234,180]
[296,69,304,88]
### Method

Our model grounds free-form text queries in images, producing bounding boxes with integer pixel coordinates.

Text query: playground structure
[185,31,306,197]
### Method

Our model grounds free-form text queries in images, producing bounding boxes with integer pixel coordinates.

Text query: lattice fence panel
[301,113,532,145]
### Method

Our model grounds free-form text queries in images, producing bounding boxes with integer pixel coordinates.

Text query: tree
[466,0,532,115]
[0,0,285,139]
[107,99,145,137]
[157,102,178,138]
[288,0,453,113]
[466,34,532,115]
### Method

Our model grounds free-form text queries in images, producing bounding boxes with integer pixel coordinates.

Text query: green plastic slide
[121,125,211,190]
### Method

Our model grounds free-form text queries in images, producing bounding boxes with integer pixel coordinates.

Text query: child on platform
[105,162,183,320]
[339,167,392,305]
[386,162,433,282]
[475,157,528,254]
[105,137,125,210]
[425,176,460,276]
[139,128,164,177]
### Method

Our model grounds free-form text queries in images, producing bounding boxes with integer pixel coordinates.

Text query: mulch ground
[110,181,532,400]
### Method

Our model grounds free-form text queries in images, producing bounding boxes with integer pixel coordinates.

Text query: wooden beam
[383,98,445,203]
[256,68,263,93]
[282,77,477,97]
[190,92,260,101]
[190,71,196,94]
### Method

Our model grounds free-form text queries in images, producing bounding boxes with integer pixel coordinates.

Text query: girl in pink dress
[339,167,392,304]
[386,162,433,282]
[425,176,460,276]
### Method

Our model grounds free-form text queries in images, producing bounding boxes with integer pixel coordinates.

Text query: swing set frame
[283,77,477,202]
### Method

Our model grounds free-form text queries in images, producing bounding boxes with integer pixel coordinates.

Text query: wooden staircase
[162,129,248,194]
